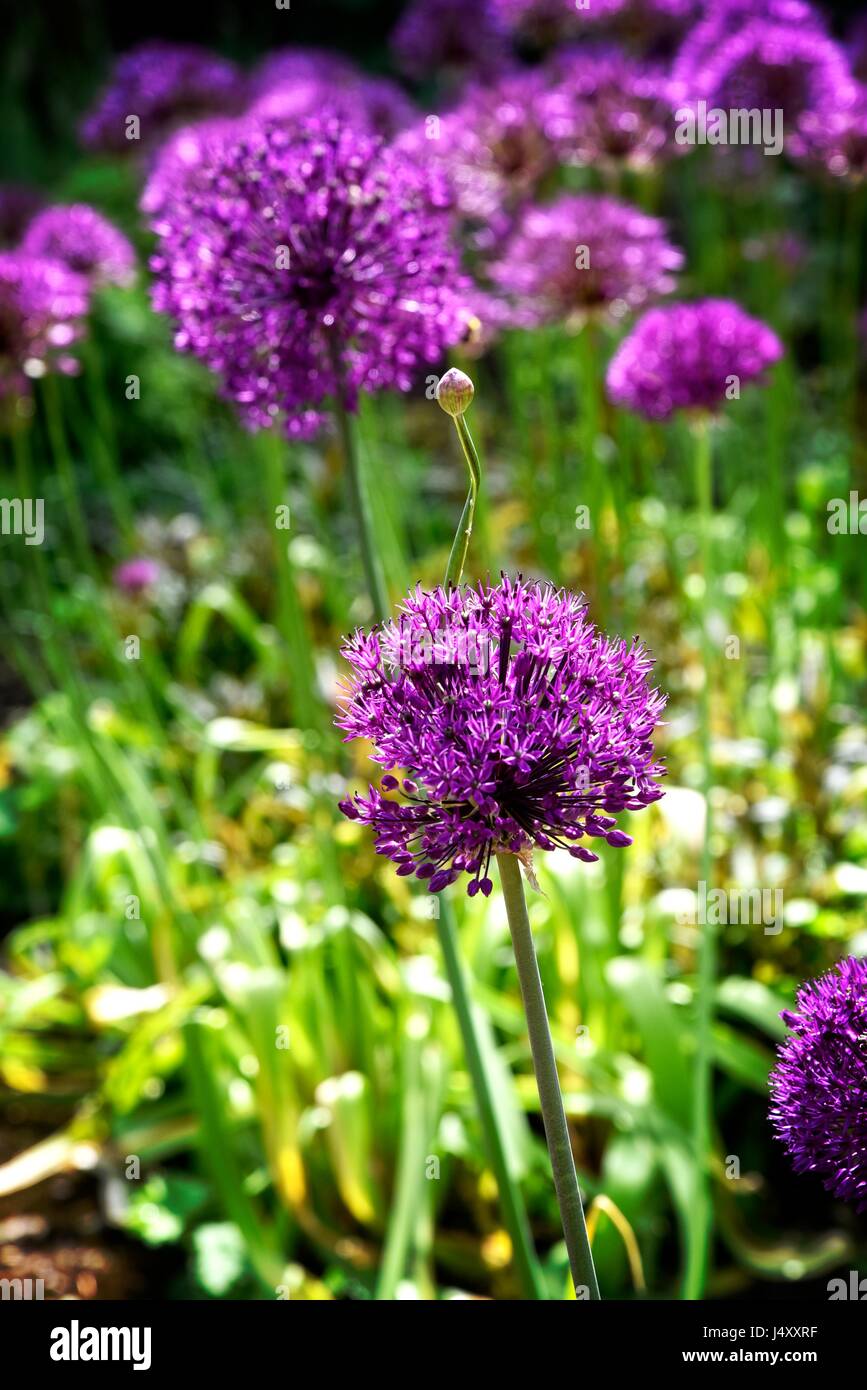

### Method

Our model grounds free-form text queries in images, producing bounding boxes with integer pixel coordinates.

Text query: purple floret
[770,956,867,1212]
[488,193,682,328]
[22,204,136,288]
[337,576,666,896]
[149,118,475,440]
[606,299,783,419]
[0,251,89,401]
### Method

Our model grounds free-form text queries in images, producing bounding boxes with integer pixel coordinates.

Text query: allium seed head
[337,576,666,896]
[770,956,867,1212]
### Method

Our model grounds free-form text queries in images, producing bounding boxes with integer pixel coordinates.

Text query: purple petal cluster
[606,299,783,419]
[247,48,358,98]
[770,956,867,1212]
[488,194,682,328]
[22,204,136,288]
[391,0,511,80]
[673,17,858,159]
[248,72,416,141]
[114,557,161,594]
[0,252,89,401]
[395,68,563,254]
[337,577,666,896]
[150,119,474,440]
[542,44,682,171]
[80,41,246,153]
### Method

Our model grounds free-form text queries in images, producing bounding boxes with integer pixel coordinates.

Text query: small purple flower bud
[436,367,475,418]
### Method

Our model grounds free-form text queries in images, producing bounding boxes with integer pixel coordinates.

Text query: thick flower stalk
[150,117,474,441]
[770,956,867,1212]
[22,204,136,288]
[338,576,666,896]
[0,251,89,402]
[606,299,783,419]
[80,41,246,153]
[489,194,682,329]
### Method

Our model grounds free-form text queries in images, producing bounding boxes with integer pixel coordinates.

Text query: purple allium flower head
[673,18,858,159]
[492,0,698,47]
[113,557,161,594]
[0,184,44,247]
[249,73,417,140]
[337,576,666,896]
[80,41,245,154]
[395,68,560,254]
[391,0,511,81]
[150,118,474,440]
[794,91,867,183]
[606,299,783,420]
[672,0,828,87]
[140,118,241,218]
[488,194,682,329]
[0,252,89,401]
[22,204,136,289]
[542,44,683,171]
[247,47,358,98]
[770,956,867,1212]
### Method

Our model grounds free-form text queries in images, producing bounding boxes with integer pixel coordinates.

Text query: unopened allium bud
[436,368,475,418]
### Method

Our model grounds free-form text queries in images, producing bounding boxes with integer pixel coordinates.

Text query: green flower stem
[496,850,600,1300]
[687,413,715,1300]
[437,895,548,1300]
[328,342,390,622]
[444,411,481,590]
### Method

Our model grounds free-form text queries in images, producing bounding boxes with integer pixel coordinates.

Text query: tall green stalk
[688,413,715,1299]
[496,851,600,1300]
[328,341,390,621]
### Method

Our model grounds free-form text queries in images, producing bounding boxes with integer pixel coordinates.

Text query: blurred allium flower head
[542,44,682,171]
[397,69,561,250]
[140,118,241,217]
[488,194,682,328]
[492,0,698,47]
[606,299,783,420]
[672,0,828,86]
[81,41,245,153]
[247,47,358,97]
[113,557,161,594]
[249,72,417,140]
[0,252,88,401]
[391,0,511,81]
[0,184,44,247]
[770,956,867,1212]
[150,118,475,440]
[22,205,136,288]
[337,576,666,896]
[673,17,859,159]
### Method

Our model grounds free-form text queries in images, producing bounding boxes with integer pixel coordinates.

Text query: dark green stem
[444,413,481,589]
[328,342,389,622]
[687,414,715,1299]
[496,851,600,1300]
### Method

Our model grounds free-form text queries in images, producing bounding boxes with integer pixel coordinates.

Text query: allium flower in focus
[0,184,44,246]
[542,45,682,172]
[114,557,161,594]
[488,194,682,329]
[337,577,666,896]
[606,300,783,420]
[391,0,511,81]
[80,41,245,153]
[22,205,136,289]
[0,252,88,402]
[673,18,858,159]
[150,119,474,440]
[770,956,867,1212]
